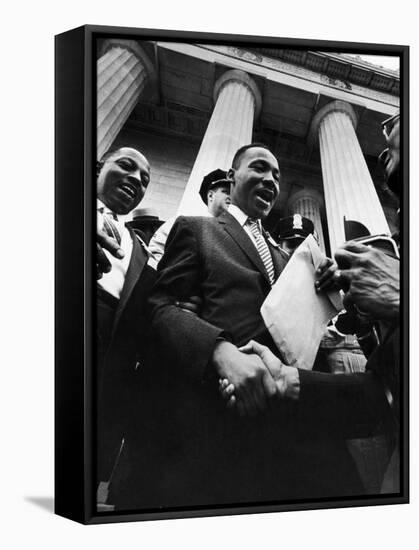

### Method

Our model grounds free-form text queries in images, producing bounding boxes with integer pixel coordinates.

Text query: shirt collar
[96,198,128,224]
[228,204,262,230]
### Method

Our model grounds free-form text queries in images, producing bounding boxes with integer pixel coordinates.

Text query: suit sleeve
[149,217,225,383]
[297,368,393,437]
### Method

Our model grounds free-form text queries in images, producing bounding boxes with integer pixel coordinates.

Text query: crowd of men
[96,112,401,511]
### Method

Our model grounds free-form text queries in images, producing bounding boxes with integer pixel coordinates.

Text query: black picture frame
[55,24,409,524]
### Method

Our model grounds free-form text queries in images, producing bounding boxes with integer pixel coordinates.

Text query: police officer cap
[277,214,315,240]
[199,169,229,205]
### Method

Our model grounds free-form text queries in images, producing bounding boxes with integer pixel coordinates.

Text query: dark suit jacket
[97,228,156,482]
[151,211,289,378]
[298,328,398,437]
[123,211,363,509]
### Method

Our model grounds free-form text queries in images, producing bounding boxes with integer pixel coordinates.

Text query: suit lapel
[219,211,271,284]
[112,228,148,337]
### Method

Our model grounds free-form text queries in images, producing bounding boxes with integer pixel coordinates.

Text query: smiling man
[96,146,151,280]
[96,146,153,369]
[96,146,157,509]
[151,143,285,413]
[118,143,298,509]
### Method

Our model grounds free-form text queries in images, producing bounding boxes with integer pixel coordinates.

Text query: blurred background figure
[148,168,230,265]
[198,168,231,217]
[274,214,316,256]
[127,206,164,244]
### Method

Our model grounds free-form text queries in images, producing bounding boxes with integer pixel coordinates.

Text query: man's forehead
[214,184,231,192]
[241,147,279,167]
[111,147,149,167]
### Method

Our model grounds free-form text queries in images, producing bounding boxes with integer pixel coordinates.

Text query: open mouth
[255,188,275,207]
[119,183,137,201]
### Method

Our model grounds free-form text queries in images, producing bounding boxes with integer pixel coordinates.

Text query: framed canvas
[55,25,409,524]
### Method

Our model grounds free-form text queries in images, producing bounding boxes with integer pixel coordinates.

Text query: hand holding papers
[261,235,343,371]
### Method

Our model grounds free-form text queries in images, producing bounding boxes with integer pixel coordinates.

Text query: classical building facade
[97,38,399,254]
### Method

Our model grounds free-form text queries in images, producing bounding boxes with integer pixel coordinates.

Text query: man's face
[97,147,150,215]
[280,238,303,257]
[228,147,280,219]
[379,114,400,196]
[207,184,231,217]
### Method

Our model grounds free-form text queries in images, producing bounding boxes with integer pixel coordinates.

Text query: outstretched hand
[315,256,340,293]
[334,241,399,322]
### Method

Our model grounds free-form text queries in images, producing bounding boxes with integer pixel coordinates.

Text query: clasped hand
[215,340,299,416]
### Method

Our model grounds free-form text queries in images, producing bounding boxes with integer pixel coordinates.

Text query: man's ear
[227,168,235,184]
[96,161,104,177]
[207,190,214,203]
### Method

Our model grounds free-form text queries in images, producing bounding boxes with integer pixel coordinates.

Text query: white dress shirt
[227,204,265,251]
[148,217,176,266]
[97,199,133,299]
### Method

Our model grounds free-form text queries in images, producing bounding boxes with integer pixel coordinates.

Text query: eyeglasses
[381,113,400,139]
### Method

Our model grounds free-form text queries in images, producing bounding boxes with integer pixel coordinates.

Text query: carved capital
[214,69,262,118]
[99,39,157,86]
[287,188,324,213]
[309,100,358,148]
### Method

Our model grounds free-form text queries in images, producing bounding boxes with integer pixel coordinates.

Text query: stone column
[177,69,262,216]
[310,100,389,253]
[287,189,326,252]
[97,39,156,160]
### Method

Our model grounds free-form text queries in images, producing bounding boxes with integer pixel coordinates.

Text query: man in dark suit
[223,113,401,493]
[95,146,157,507]
[137,143,363,509]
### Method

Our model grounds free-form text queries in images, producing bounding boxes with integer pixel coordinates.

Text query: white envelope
[261,235,343,370]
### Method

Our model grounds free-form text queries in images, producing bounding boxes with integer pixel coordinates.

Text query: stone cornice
[158,43,399,113]
[247,48,399,96]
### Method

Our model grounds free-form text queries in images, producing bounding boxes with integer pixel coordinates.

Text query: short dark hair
[97,146,145,176]
[99,145,144,164]
[231,143,272,169]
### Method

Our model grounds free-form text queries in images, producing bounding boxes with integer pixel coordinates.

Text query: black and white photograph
[90,29,407,519]
[4,0,418,546]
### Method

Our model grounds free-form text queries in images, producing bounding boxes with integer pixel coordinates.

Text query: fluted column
[310,100,389,253]
[97,39,155,159]
[177,69,262,216]
[287,189,326,252]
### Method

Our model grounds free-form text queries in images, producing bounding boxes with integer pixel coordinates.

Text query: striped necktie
[101,210,122,246]
[247,218,275,285]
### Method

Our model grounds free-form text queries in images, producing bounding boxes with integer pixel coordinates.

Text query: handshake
[212,254,338,417]
[213,339,300,417]
[213,241,401,418]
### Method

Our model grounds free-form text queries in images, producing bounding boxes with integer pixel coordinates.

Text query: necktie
[101,211,122,246]
[247,218,275,285]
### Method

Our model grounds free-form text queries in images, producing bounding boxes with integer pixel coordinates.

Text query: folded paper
[261,235,343,370]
